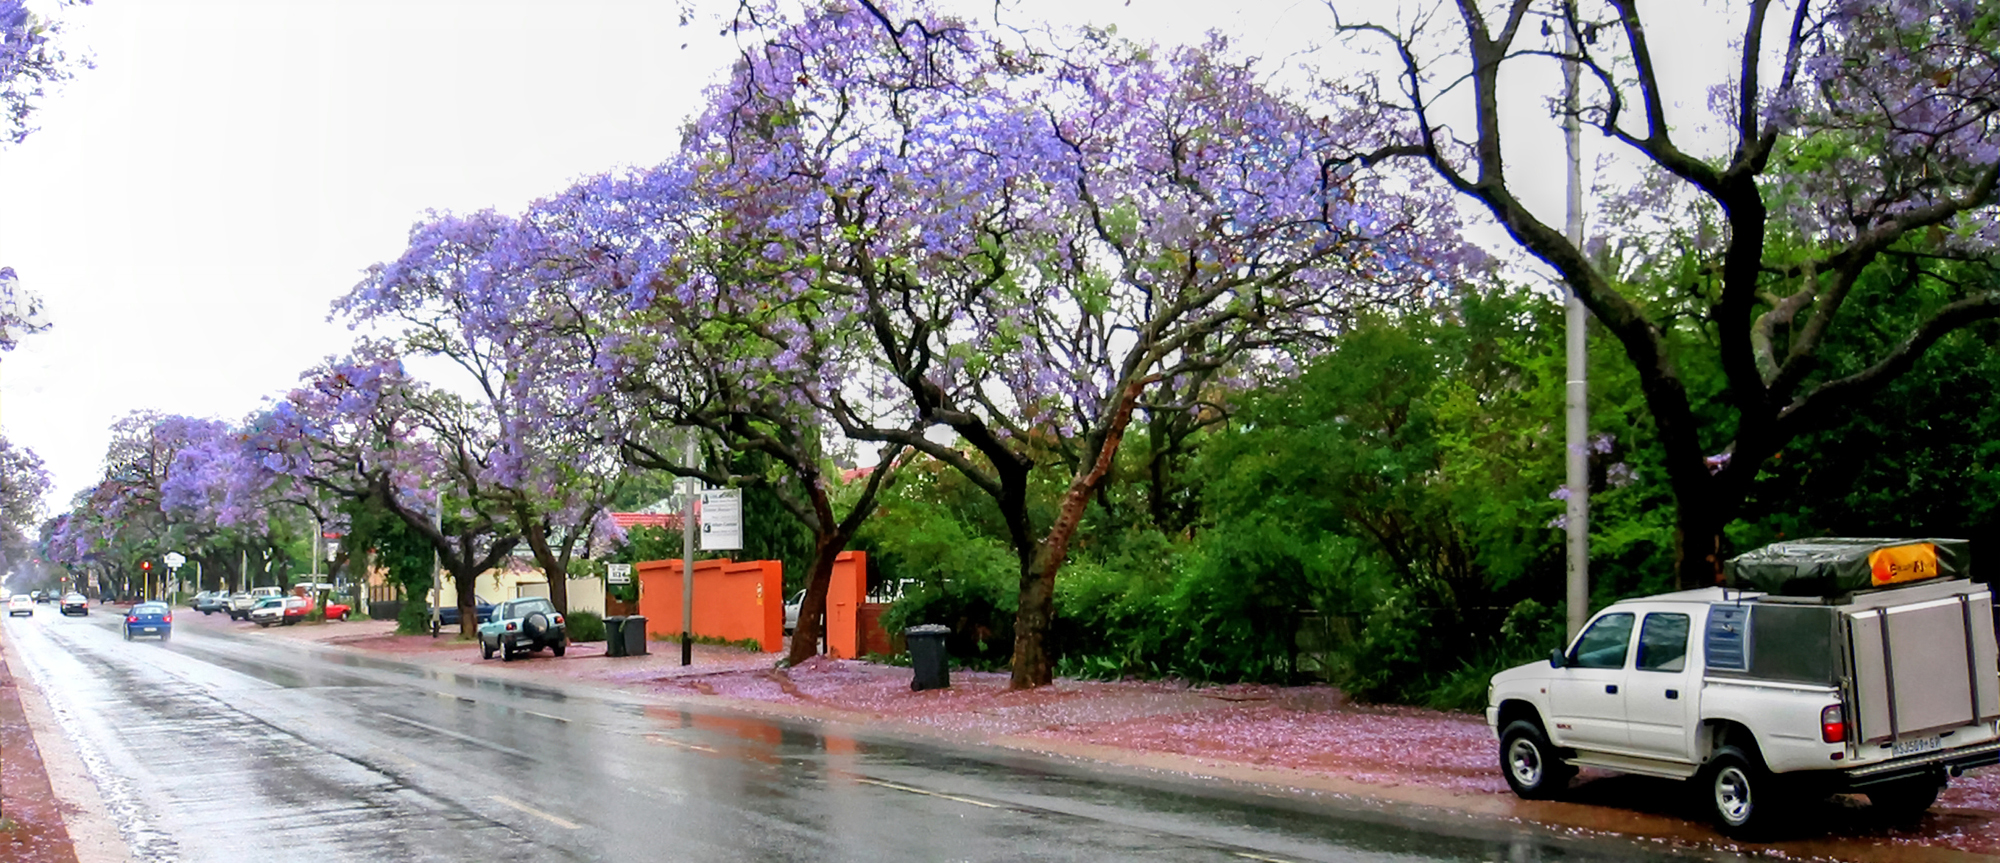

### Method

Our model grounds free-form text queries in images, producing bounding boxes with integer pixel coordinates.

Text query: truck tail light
[1822,704,1847,743]
[506,622,517,631]
[553,614,564,625]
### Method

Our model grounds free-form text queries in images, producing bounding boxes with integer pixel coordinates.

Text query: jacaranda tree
[678,4,1472,686]
[1335,0,2000,587]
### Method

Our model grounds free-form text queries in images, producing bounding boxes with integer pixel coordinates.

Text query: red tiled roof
[611,512,684,530]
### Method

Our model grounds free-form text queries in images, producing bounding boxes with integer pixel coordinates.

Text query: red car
[323,600,353,621]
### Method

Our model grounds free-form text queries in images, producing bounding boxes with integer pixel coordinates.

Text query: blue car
[427,595,494,634]
[124,602,172,641]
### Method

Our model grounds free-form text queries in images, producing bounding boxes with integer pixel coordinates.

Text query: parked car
[191,591,229,614]
[478,597,567,661]
[8,594,32,617]
[322,600,353,621]
[247,596,286,627]
[1488,537,1996,838]
[224,592,256,620]
[427,596,495,633]
[123,602,172,641]
[59,593,88,616]
[783,589,805,635]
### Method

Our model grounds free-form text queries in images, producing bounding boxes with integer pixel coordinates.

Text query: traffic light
[142,561,152,572]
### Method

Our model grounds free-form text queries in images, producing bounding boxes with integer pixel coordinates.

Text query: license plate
[1893,735,1943,757]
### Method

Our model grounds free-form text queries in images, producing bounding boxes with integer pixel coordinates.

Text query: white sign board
[700,489,743,551]
[163,551,186,570]
[606,564,632,585]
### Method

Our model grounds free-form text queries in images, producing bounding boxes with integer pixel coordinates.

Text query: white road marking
[1232,854,1296,863]
[378,713,532,758]
[854,777,1002,809]
[489,795,580,830]
[519,709,569,724]
[646,733,717,753]
[434,691,475,704]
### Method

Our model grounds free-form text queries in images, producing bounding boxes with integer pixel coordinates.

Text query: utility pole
[1563,5,1591,640]
[681,435,697,667]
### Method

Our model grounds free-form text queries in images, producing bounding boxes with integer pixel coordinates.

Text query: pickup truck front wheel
[1706,745,1784,838]
[1500,721,1573,799]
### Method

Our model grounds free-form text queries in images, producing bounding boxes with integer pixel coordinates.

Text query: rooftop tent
[1724,538,1971,596]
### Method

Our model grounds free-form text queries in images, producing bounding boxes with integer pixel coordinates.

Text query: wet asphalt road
[2,609,1744,863]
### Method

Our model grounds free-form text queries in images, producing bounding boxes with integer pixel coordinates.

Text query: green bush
[864,495,1021,668]
[567,611,606,642]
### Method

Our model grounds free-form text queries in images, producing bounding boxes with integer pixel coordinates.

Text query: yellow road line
[854,777,1001,809]
[489,795,580,830]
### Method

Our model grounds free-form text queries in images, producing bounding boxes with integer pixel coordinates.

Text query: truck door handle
[1666,689,1679,699]
[1605,684,1618,694]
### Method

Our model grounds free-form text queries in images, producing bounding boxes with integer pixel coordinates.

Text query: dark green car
[478,597,568,661]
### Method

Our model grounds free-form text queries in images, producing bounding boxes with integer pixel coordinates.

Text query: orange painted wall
[826,551,867,659]
[634,558,783,653]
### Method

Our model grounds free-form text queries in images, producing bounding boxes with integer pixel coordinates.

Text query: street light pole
[681,435,697,667]
[1562,6,1591,640]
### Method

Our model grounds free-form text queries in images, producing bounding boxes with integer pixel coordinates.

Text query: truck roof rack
[1724,538,1970,597]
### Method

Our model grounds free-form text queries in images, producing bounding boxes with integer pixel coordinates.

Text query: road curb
[1,623,130,863]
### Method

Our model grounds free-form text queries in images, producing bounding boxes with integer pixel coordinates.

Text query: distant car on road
[124,602,172,641]
[478,597,567,661]
[32,590,51,604]
[8,594,32,617]
[60,593,88,616]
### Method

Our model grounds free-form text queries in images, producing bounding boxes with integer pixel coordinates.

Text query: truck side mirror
[1549,648,1567,668]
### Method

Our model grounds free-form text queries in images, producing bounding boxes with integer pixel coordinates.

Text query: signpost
[163,552,185,602]
[606,564,632,585]
[699,490,742,551]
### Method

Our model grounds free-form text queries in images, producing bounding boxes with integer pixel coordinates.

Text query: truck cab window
[1636,612,1690,672]
[1570,612,1635,669]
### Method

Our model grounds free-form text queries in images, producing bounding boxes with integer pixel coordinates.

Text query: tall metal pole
[681,435,697,667]
[429,491,442,637]
[1563,8,1592,640]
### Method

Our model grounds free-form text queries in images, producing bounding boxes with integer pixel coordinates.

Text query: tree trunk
[1009,378,1150,689]
[520,519,569,615]
[453,560,480,639]
[784,531,848,667]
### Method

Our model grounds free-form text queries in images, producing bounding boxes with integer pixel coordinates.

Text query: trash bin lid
[904,623,951,635]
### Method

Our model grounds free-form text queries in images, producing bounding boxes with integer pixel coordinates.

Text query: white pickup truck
[1488,538,1999,837]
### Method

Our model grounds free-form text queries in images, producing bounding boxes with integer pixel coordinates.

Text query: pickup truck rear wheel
[1705,745,1785,839]
[552,639,566,658]
[1499,720,1572,799]
[1868,774,1943,826]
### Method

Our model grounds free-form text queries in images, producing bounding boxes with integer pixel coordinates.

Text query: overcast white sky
[0,0,1727,514]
